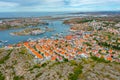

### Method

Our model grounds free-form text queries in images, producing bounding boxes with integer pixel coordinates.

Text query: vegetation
[87,26,94,31]
[98,42,120,50]
[69,64,83,80]
[0,71,5,80]
[49,62,61,68]
[91,56,110,63]
[63,58,68,62]
[35,72,42,78]
[0,50,13,64]
[63,18,93,24]
[83,42,92,46]
[70,60,77,66]
[28,64,41,71]
[13,76,24,80]
[19,48,27,54]
[76,19,93,23]
[41,62,47,67]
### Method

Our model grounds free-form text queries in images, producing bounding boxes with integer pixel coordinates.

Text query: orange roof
[61,51,65,55]
[24,43,43,59]
[78,52,82,55]
[17,43,22,47]
[44,52,50,57]
[109,49,112,53]
[65,35,73,40]
[36,45,41,51]
[107,56,112,61]
[51,56,56,61]
[80,39,84,42]
[66,54,69,57]
[85,34,90,38]
[82,47,86,52]
[32,49,43,59]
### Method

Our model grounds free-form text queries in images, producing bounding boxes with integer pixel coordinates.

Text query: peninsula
[0,18,48,30]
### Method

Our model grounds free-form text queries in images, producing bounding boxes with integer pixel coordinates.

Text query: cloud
[0,1,19,7]
[0,0,120,12]
[28,0,66,7]
[67,0,120,7]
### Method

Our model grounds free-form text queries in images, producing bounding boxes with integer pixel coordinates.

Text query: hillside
[0,47,120,80]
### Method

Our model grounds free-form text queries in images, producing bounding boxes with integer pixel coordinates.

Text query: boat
[0,40,2,43]
[0,40,8,43]
[4,40,8,43]
[27,38,33,41]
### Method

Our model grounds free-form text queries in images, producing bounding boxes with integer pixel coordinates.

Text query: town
[0,16,120,80]
[4,16,120,64]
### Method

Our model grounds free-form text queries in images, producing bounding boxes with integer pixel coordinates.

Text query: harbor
[0,20,71,47]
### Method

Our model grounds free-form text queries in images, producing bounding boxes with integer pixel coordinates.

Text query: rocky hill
[0,47,120,80]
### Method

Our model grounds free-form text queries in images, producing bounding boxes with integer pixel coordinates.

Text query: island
[10,28,45,36]
[10,26,55,36]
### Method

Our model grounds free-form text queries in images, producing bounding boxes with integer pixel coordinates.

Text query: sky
[0,0,120,12]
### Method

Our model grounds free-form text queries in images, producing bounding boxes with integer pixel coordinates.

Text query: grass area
[69,64,83,80]
[19,48,27,54]
[49,62,61,68]
[0,71,5,80]
[63,58,69,62]
[28,64,41,71]
[83,42,92,46]
[111,61,120,65]
[98,42,120,50]
[35,72,42,78]
[13,76,24,80]
[91,56,110,63]
[41,62,47,67]
[76,19,93,23]
[0,50,13,64]
[29,62,49,71]
[87,27,94,31]
[0,49,4,54]
[70,60,78,66]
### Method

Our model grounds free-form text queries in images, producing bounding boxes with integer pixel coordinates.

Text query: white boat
[27,38,32,41]
[4,40,8,43]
